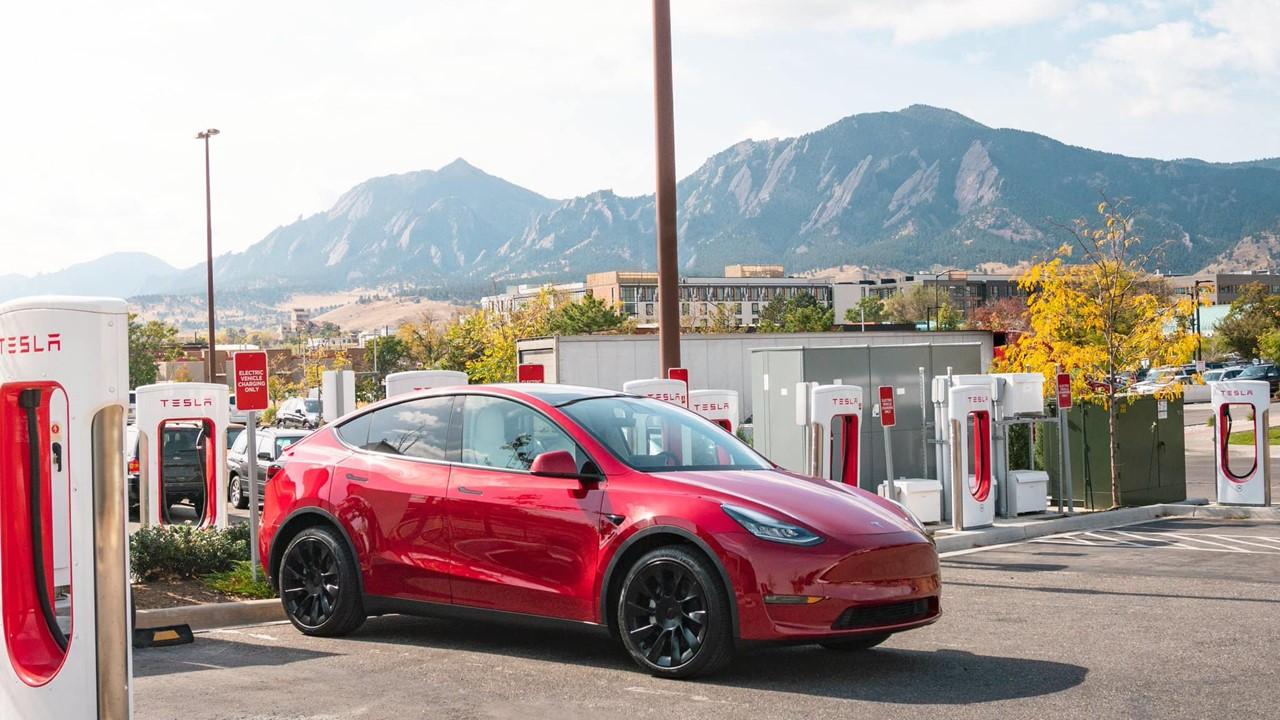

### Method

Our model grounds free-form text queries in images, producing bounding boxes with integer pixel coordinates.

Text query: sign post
[233,351,270,580]
[879,385,897,501]
[1056,371,1073,514]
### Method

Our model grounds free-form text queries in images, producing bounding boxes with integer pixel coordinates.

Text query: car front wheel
[228,474,249,510]
[278,526,366,637]
[617,546,734,679]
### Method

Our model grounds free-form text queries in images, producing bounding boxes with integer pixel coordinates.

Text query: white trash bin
[878,479,943,524]
[1009,469,1049,515]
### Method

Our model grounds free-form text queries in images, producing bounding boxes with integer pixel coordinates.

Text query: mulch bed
[131,579,238,610]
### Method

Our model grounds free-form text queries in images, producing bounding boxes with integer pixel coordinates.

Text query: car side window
[365,397,454,461]
[336,412,371,448]
[460,395,579,472]
[231,431,248,454]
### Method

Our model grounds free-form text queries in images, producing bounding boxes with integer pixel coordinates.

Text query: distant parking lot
[133,517,1278,720]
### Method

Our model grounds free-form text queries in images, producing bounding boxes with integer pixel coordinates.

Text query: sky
[2,0,1279,276]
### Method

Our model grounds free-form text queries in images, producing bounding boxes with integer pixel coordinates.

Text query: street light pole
[1193,279,1213,363]
[652,0,681,374]
[197,128,220,384]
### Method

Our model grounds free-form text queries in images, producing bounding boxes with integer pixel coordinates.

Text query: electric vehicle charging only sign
[878,386,896,427]
[233,351,269,412]
[1057,373,1073,409]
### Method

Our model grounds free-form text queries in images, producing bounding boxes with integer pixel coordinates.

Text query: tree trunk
[1107,352,1120,508]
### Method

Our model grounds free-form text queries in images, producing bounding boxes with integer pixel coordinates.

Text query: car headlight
[722,504,824,546]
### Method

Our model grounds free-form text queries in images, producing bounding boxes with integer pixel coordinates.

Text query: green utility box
[1043,395,1186,509]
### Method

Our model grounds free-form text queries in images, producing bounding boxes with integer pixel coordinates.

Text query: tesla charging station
[623,378,688,407]
[690,389,739,433]
[385,370,468,399]
[135,382,228,528]
[801,384,863,486]
[0,297,132,719]
[1213,380,1272,506]
[940,380,996,529]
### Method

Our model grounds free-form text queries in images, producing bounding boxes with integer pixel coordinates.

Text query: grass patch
[1227,426,1280,445]
[201,561,275,600]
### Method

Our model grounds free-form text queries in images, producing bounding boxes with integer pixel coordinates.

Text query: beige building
[585,267,832,327]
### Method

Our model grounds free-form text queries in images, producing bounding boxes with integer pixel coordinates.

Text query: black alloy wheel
[618,546,733,678]
[278,526,365,636]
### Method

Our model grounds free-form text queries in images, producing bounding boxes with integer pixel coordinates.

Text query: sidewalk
[929,500,1280,554]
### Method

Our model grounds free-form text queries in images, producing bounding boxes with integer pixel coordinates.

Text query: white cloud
[679,0,1073,43]
[1031,0,1280,116]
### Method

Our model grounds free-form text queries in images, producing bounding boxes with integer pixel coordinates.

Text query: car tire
[278,525,366,637]
[819,633,890,652]
[616,546,734,679]
[228,474,249,510]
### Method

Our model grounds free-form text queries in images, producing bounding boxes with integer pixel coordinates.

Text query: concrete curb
[136,598,284,631]
[934,501,1279,554]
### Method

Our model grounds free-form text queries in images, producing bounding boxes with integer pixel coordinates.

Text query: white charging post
[385,370,468,399]
[807,384,864,484]
[622,378,689,407]
[234,351,270,581]
[0,296,131,720]
[321,369,355,423]
[1212,380,1272,506]
[689,389,740,434]
[135,382,229,529]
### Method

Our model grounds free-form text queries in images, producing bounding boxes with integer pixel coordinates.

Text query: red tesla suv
[259,384,940,678]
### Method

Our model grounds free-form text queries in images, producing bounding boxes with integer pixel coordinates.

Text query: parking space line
[1032,528,1280,555]
[1205,534,1280,551]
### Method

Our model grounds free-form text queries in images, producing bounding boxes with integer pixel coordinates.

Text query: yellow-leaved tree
[995,200,1196,508]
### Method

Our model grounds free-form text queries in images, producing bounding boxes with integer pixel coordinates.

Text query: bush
[260,406,277,426]
[203,560,275,599]
[130,524,250,582]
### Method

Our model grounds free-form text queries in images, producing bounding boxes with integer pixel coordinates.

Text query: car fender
[266,504,366,598]
[595,518,742,638]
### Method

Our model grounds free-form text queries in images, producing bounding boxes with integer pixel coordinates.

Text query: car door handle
[345,472,368,483]
[456,486,483,496]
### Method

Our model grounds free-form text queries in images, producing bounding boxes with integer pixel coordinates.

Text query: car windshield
[559,396,770,472]
[275,434,304,456]
[305,399,321,413]
[1238,365,1271,379]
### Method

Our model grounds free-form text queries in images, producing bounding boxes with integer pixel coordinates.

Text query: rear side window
[364,397,455,461]
[336,413,372,448]
[231,431,248,454]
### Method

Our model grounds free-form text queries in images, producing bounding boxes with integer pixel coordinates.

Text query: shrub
[260,406,277,426]
[130,524,250,582]
[203,560,275,599]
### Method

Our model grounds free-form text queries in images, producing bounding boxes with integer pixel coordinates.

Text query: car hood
[652,468,921,536]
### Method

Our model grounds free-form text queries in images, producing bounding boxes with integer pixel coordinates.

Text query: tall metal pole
[652,0,681,373]
[198,128,220,384]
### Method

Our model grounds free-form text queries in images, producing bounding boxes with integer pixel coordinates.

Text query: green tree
[758,293,830,333]
[884,284,960,329]
[548,294,627,335]
[127,314,181,388]
[1215,282,1280,359]
[1258,328,1280,365]
[844,296,886,325]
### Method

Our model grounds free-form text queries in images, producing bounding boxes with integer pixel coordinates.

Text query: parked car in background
[226,426,310,508]
[276,397,322,429]
[126,425,140,519]
[1130,366,1195,395]
[157,422,210,518]
[1203,367,1246,383]
[229,394,250,425]
[1234,363,1280,395]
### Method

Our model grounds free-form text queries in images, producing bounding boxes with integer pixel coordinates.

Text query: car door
[333,396,456,604]
[447,394,605,621]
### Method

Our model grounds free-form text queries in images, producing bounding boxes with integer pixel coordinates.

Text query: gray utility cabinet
[751,343,984,491]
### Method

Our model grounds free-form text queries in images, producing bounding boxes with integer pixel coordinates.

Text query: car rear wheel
[278,526,366,637]
[617,546,734,679]
[228,474,249,510]
[819,633,890,651]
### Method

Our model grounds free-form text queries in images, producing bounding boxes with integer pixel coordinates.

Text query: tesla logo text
[647,392,686,402]
[829,397,861,407]
[967,395,989,404]
[0,333,61,354]
[160,398,215,408]
[1220,390,1258,398]
[693,402,729,411]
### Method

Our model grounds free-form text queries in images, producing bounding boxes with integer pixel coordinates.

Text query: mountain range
[20,105,1280,303]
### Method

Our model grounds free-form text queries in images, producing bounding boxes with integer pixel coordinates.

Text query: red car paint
[259,385,940,643]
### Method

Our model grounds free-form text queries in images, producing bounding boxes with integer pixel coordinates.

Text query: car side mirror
[257,451,273,461]
[530,450,596,481]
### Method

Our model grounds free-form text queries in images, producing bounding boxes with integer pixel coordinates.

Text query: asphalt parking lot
[132,517,1279,720]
